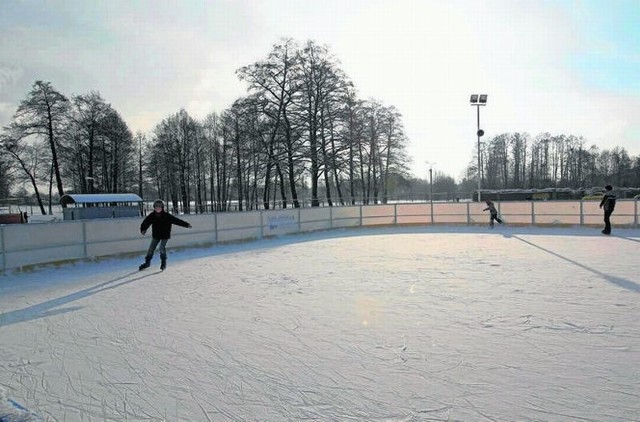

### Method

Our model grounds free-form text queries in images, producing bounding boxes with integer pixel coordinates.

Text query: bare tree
[0,142,14,198]
[341,88,365,204]
[0,135,48,214]
[202,112,231,212]
[99,109,135,193]
[9,81,69,199]
[69,91,111,193]
[378,105,410,203]
[134,132,146,198]
[237,39,299,209]
[296,41,347,206]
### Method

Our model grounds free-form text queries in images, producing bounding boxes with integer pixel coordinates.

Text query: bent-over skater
[483,200,503,228]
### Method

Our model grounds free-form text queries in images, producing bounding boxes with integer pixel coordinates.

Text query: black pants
[490,213,502,227]
[146,238,168,260]
[603,210,613,234]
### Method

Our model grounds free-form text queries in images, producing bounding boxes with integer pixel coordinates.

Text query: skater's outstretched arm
[168,214,192,229]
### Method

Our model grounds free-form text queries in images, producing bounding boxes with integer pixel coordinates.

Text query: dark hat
[604,185,613,191]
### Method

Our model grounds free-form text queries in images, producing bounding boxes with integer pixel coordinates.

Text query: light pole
[429,167,433,204]
[426,162,435,223]
[425,161,436,203]
[428,163,436,203]
[470,94,487,202]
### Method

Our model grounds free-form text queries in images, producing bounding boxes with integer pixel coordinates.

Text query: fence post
[430,201,434,224]
[214,213,218,244]
[359,205,363,227]
[0,226,5,272]
[82,221,88,259]
[466,202,471,224]
[394,204,398,225]
[260,211,264,239]
[298,208,302,233]
[580,201,584,226]
[330,206,334,229]
[531,202,535,225]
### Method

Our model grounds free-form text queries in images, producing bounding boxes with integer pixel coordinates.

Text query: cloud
[1,0,638,179]
[0,65,24,94]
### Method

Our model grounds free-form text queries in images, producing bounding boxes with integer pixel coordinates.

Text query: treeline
[459,132,640,192]
[0,39,411,214]
[3,38,639,213]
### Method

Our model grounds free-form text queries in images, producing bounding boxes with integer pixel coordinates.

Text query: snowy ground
[1,225,639,421]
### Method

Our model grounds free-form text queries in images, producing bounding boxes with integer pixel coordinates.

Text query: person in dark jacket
[599,185,616,235]
[139,200,192,271]
[483,200,503,228]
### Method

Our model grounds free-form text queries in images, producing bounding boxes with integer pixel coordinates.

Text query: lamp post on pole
[470,94,487,202]
[426,162,435,223]
[425,161,436,203]
[429,164,436,203]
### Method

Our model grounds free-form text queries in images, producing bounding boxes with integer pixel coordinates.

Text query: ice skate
[138,256,151,271]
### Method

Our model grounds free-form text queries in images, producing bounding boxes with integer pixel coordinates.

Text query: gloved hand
[141,229,146,235]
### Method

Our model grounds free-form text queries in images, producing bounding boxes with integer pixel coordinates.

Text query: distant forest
[1,39,639,214]
[456,132,640,195]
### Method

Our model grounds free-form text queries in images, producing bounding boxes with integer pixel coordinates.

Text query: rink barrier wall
[0,200,638,272]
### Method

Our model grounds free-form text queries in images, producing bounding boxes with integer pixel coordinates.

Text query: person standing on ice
[599,184,616,235]
[139,199,192,271]
[483,200,503,228]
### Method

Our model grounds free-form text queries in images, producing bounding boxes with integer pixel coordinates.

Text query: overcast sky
[1,0,638,180]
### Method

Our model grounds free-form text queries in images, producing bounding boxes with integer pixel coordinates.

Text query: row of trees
[0,39,412,214]
[2,38,639,214]
[147,39,410,213]
[0,81,136,214]
[459,133,640,192]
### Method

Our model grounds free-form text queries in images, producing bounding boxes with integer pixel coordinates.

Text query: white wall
[1,201,638,271]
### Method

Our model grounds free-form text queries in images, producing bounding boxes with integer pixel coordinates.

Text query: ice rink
[1,225,639,421]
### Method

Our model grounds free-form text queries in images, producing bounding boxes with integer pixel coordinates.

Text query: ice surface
[1,226,639,421]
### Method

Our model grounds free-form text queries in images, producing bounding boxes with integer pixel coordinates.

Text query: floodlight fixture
[470,94,488,105]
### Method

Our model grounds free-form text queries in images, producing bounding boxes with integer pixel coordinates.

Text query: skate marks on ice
[0,230,639,420]
[0,271,160,327]
[512,235,640,293]
[0,387,43,422]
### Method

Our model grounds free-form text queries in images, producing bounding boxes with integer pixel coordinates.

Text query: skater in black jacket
[599,185,616,235]
[139,200,192,271]
[483,200,503,228]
